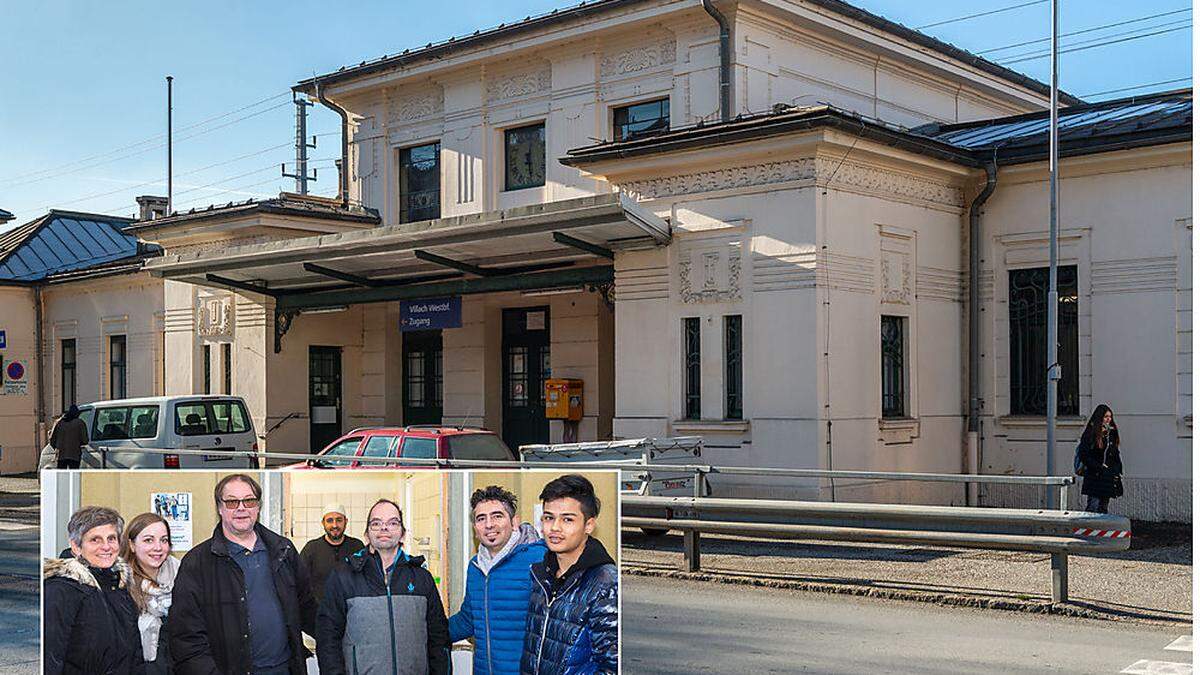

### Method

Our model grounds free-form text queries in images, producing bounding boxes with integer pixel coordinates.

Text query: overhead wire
[998,22,1192,64]
[916,0,1047,30]
[1080,77,1193,99]
[976,7,1191,54]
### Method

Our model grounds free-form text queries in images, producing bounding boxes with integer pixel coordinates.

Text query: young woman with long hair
[120,512,179,674]
[1076,403,1123,513]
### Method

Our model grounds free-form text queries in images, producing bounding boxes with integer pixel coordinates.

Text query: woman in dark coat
[1077,404,1123,513]
[43,506,142,675]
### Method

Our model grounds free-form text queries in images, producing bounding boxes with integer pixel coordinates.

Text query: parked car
[289,426,516,469]
[38,396,258,470]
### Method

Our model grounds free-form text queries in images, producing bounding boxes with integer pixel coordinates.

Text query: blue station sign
[400,297,462,331]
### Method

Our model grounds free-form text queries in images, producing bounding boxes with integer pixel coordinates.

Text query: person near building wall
[121,512,180,675]
[521,474,619,675]
[169,474,316,675]
[299,503,364,606]
[49,404,88,469]
[449,485,546,674]
[316,497,450,675]
[43,506,143,675]
[1077,404,1124,514]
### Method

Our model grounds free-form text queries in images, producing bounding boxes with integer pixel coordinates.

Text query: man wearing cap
[299,503,364,604]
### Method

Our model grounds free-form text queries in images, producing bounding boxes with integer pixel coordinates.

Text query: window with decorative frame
[613,98,670,142]
[61,339,77,413]
[109,335,127,400]
[683,318,701,419]
[1008,265,1079,416]
[399,142,440,223]
[881,315,906,418]
[724,315,743,420]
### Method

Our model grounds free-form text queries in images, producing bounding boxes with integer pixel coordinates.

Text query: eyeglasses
[368,518,403,531]
[221,497,260,509]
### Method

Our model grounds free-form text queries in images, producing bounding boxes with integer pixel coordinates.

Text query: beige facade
[12,1,1191,523]
[0,285,38,473]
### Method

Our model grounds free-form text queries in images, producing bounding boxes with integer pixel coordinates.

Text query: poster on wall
[151,492,193,550]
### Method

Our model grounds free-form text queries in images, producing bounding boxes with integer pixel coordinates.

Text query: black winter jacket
[169,524,316,675]
[316,546,450,675]
[1079,430,1124,499]
[521,537,619,675]
[43,556,143,675]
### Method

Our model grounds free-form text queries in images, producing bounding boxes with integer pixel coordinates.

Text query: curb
[620,563,1192,626]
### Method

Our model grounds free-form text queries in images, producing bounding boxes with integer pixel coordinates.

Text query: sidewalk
[620,525,1192,626]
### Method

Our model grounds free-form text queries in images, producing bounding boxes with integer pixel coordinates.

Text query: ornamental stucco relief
[600,40,676,77]
[487,65,551,101]
[196,295,234,338]
[386,87,444,125]
[678,243,742,304]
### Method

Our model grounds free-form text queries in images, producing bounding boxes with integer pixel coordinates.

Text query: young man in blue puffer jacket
[521,474,618,675]
[449,485,547,674]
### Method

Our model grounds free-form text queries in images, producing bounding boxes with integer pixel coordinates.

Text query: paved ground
[0,475,39,675]
[621,527,1192,625]
[623,575,1194,674]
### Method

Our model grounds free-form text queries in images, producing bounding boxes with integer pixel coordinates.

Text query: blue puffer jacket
[520,538,618,675]
[449,524,546,675]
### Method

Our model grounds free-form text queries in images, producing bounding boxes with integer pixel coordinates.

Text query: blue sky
[0,0,1191,229]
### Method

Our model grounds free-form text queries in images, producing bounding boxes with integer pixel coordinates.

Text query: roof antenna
[457,403,475,431]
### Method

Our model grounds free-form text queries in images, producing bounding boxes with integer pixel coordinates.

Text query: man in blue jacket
[521,474,618,675]
[449,485,546,674]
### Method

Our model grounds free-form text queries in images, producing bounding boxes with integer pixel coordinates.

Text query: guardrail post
[1058,484,1071,511]
[1050,552,1068,603]
[683,527,701,572]
[101,447,107,470]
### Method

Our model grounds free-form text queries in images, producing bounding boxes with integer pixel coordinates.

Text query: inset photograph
[40,469,619,674]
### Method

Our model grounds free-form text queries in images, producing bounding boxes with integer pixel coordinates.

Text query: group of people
[43,472,618,675]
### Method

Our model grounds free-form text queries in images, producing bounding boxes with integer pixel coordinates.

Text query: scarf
[476,522,541,576]
[138,555,179,661]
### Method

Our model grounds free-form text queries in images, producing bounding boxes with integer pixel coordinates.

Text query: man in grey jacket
[316,498,450,674]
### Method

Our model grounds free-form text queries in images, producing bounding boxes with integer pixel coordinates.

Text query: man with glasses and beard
[170,474,316,675]
[316,498,450,675]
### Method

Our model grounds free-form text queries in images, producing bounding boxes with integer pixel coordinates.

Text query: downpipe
[701,0,732,122]
[314,80,351,208]
[967,160,998,506]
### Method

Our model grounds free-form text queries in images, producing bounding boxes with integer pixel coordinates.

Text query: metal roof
[0,208,13,223]
[0,210,148,282]
[125,194,380,232]
[915,89,1192,158]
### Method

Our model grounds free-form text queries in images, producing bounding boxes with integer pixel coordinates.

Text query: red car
[289,426,516,469]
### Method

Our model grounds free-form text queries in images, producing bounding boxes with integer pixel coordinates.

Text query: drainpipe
[967,159,998,506]
[701,0,732,122]
[34,285,47,449]
[314,81,350,208]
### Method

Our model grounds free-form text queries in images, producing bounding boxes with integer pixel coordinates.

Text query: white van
[39,396,258,470]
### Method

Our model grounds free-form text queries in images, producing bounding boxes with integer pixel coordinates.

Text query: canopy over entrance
[145,193,669,351]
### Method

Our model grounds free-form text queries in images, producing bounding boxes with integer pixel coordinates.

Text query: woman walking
[1077,404,1123,513]
[43,506,142,675]
[122,512,179,674]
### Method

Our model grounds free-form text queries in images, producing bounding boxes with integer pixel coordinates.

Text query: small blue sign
[400,297,462,332]
[0,330,5,349]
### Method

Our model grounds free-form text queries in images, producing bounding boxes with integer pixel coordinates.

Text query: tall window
[222,343,232,395]
[1009,265,1079,415]
[61,339,77,413]
[109,335,127,400]
[683,318,701,419]
[724,315,743,420]
[203,345,212,395]
[881,315,906,418]
[399,142,440,223]
[614,98,670,142]
[504,123,545,191]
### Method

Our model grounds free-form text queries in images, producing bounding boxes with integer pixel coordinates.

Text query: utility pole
[282,95,317,194]
[166,75,174,214]
[1046,0,1061,509]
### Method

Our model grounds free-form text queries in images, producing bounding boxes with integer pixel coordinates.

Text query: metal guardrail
[621,495,1132,603]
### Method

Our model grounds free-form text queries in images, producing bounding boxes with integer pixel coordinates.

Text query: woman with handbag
[1076,404,1123,513]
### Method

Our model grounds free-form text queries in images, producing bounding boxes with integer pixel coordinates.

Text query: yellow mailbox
[545,378,584,421]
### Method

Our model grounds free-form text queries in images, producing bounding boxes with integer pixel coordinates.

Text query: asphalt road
[622,576,1193,674]
[0,481,39,675]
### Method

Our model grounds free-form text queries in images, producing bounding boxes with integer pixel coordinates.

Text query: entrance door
[309,346,342,452]
[403,330,443,426]
[502,307,550,449]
